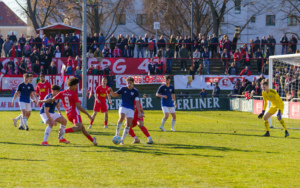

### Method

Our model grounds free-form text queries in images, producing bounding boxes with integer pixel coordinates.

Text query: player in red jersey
[39,77,97,146]
[127,99,153,144]
[36,74,51,107]
[88,77,112,129]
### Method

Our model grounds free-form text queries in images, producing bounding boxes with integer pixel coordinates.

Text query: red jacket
[240,69,252,76]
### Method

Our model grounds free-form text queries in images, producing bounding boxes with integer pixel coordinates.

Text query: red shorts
[132,117,143,127]
[67,114,82,124]
[93,100,108,113]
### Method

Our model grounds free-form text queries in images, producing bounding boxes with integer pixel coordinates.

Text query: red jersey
[36,81,51,100]
[95,85,110,102]
[54,89,80,116]
[134,101,142,117]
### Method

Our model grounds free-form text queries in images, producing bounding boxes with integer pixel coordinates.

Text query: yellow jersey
[262,89,284,112]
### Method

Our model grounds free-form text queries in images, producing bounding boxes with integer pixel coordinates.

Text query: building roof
[37,23,81,31]
[0,2,27,27]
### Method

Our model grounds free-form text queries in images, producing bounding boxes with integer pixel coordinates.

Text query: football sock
[60,125,66,139]
[279,119,287,130]
[134,136,138,139]
[65,128,74,133]
[161,118,167,127]
[43,126,52,142]
[15,114,22,120]
[19,118,24,128]
[171,119,176,129]
[116,122,122,136]
[90,120,94,125]
[140,126,150,137]
[129,127,136,138]
[264,120,270,131]
[121,127,130,141]
[104,121,108,126]
[22,117,28,127]
[86,135,94,142]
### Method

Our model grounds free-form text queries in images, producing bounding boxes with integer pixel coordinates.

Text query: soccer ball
[112,136,121,145]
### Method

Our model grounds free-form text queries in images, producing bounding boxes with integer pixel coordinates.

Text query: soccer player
[156,75,177,132]
[12,73,37,131]
[36,74,51,107]
[39,77,97,145]
[109,76,142,145]
[89,77,112,129]
[40,85,70,146]
[258,80,289,137]
[127,100,153,144]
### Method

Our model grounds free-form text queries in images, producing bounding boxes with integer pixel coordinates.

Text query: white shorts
[40,113,62,124]
[119,107,134,118]
[19,102,32,111]
[162,106,176,114]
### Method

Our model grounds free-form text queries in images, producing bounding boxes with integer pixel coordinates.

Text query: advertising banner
[289,102,300,119]
[253,100,264,114]
[115,75,165,88]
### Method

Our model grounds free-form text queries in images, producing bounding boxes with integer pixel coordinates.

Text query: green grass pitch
[1,110,300,187]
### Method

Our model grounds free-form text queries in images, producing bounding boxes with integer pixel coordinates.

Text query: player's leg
[42,120,53,146]
[170,107,176,131]
[129,119,140,144]
[116,107,126,136]
[120,116,133,145]
[160,107,169,131]
[104,111,108,129]
[81,123,97,145]
[13,113,22,127]
[55,116,70,143]
[263,112,273,136]
[137,120,153,144]
[276,104,289,137]
[88,111,98,129]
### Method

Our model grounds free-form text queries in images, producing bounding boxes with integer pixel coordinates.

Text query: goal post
[268,53,300,128]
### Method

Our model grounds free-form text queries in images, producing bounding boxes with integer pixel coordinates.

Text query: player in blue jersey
[156,75,177,132]
[109,76,142,145]
[12,73,37,131]
[40,85,70,146]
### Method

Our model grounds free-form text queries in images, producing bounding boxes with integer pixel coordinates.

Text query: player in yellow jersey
[258,80,289,137]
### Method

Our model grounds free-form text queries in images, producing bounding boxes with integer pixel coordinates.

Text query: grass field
[1,110,300,187]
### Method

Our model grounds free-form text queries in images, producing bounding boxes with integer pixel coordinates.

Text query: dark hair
[262,80,268,86]
[165,75,171,80]
[23,73,29,78]
[51,85,61,91]
[67,77,79,87]
[126,76,134,83]
[28,74,33,77]
[40,74,45,78]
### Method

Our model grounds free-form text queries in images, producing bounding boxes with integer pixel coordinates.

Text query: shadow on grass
[0,141,94,148]
[0,157,45,161]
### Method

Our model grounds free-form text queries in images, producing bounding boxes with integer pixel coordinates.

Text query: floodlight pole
[82,0,87,109]
[190,1,193,53]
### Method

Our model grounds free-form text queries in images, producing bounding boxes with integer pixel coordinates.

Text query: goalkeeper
[258,80,289,137]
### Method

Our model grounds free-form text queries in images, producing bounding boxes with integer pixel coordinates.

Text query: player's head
[40,74,45,82]
[126,76,134,89]
[165,75,171,85]
[51,85,61,96]
[67,77,79,91]
[23,73,29,82]
[261,80,269,91]
[28,74,33,83]
[102,77,107,86]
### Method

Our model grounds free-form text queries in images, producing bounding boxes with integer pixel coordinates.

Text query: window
[250,16,256,23]
[136,14,147,25]
[266,15,275,26]
[8,31,18,36]
[235,26,241,39]
[115,14,126,25]
[287,15,297,26]
[235,0,241,14]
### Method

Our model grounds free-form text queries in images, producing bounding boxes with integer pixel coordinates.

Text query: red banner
[116,75,165,88]
[0,57,165,75]
[289,102,300,119]
[253,100,264,114]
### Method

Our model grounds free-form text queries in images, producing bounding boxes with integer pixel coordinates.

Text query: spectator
[202,48,210,74]
[169,35,176,54]
[42,35,49,47]
[92,33,99,43]
[93,47,103,58]
[158,35,166,52]
[193,48,200,71]
[211,33,218,57]
[30,50,39,64]
[280,34,289,54]
[199,88,207,98]
[0,35,4,56]
[9,32,17,43]
[97,66,103,75]
[39,51,46,72]
[92,65,98,75]
[122,45,130,58]
[87,49,94,58]
[228,63,237,75]
[270,35,276,55]
[143,34,149,58]
[148,38,155,58]
[26,59,32,73]
[129,34,136,57]
[34,34,42,50]
[48,61,57,75]
[14,42,22,57]
[255,48,263,74]
[245,81,255,93]
[70,33,79,56]
[48,36,55,46]
[148,58,156,75]
[87,64,93,75]
[254,82,262,96]
[109,35,117,52]
[157,47,164,58]
[19,57,26,74]
[5,58,15,74]
[155,57,163,75]
[33,60,41,75]
[104,65,111,75]
[233,83,240,95]
[112,46,121,58]
[74,55,82,69]
[28,35,34,47]
[74,66,82,80]
[23,42,32,57]
[254,37,261,53]
[197,64,207,75]
[3,37,12,57]
[65,63,73,75]
[55,34,63,50]
[18,34,26,50]
[87,34,93,50]
[179,45,189,71]
[221,48,231,74]
[223,38,231,52]
[67,56,75,72]
[188,66,196,76]
[64,44,72,57]
[261,36,267,54]
[98,33,105,51]
[64,34,70,46]
[44,50,52,74]
[231,34,238,53]
[290,35,298,53]
[136,36,144,58]
[165,47,174,73]
[49,42,55,55]
[239,82,246,95]
[102,45,111,57]
[15,59,20,74]
[53,46,61,57]
[183,36,191,52]
[240,66,252,76]
[176,36,183,58]
[212,82,220,97]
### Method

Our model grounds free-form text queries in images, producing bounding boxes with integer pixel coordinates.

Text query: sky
[1,0,27,23]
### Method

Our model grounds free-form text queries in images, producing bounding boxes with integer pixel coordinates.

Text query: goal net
[269,54,300,129]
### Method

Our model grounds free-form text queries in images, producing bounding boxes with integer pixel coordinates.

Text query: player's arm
[172,93,177,108]
[39,97,56,104]
[109,88,120,97]
[94,93,101,103]
[75,102,93,120]
[156,86,167,99]
[275,94,283,120]
[35,85,39,97]
[56,103,62,115]
[45,106,56,126]
[258,94,267,119]
[11,91,20,107]
[107,92,112,105]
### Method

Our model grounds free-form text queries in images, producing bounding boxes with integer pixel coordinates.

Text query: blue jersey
[116,87,139,110]
[157,84,175,107]
[17,82,35,103]
[40,93,60,114]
